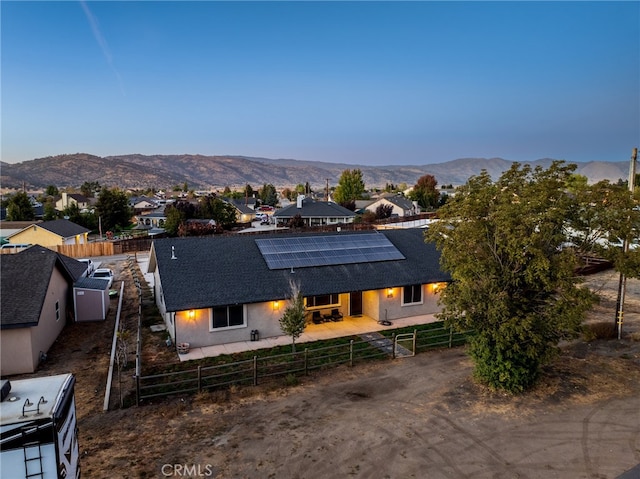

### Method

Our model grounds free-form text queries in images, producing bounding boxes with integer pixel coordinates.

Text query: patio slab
[176,313,440,361]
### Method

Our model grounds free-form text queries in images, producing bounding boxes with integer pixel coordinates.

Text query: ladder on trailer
[21,426,45,479]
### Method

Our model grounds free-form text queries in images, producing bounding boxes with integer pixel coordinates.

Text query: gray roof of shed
[1,245,85,329]
[151,229,449,312]
[74,277,109,290]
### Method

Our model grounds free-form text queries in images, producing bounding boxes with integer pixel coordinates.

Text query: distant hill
[0,153,630,191]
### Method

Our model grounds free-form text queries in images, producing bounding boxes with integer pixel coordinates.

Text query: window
[211,305,245,330]
[402,285,422,305]
[306,294,340,308]
[55,301,60,321]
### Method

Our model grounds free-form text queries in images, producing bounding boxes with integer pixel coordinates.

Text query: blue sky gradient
[2,1,638,166]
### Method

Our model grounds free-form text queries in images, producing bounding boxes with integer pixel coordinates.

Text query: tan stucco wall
[1,267,68,375]
[1,328,35,375]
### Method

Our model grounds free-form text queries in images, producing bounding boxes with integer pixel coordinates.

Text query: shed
[73,277,110,322]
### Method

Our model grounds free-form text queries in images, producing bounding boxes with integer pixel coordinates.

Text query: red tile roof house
[147,228,450,352]
[1,246,86,375]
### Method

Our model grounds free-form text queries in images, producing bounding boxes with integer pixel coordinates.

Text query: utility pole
[326,178,330,201]
[615,147,638,339]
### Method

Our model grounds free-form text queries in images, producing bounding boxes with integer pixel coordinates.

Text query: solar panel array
[255,233,405,270]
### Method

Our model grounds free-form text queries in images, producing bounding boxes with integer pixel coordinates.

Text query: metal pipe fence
[134,324,471,405]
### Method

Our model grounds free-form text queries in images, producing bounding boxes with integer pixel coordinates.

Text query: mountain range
[0,153,631,191]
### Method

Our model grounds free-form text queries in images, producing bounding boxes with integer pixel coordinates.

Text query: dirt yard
[28,262,640,478]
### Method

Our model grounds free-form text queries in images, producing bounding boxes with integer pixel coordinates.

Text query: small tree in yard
[279,280,306,353]
[425,161,595,393]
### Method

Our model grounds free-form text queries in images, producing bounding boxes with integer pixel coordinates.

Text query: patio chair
[312,311,324,324]
[330,308,343,322]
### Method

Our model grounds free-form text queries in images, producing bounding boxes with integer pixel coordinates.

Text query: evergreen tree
[6,191,35,221]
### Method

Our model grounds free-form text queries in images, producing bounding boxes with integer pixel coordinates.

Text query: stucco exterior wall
[9,226,87,247]
[1,328,35,375]
[0,268,69,375]
[173,301,286,348]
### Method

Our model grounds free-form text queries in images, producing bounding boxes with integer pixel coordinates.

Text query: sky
[2,1,639,166]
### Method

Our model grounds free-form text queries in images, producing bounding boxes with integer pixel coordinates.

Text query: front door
[349,291,362,316]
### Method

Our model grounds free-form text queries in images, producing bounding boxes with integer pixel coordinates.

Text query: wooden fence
[134,325,472,405]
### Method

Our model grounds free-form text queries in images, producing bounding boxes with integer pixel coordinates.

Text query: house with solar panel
[147,228,450,350]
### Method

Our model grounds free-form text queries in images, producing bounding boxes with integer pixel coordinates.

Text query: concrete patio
[176,313,439,361]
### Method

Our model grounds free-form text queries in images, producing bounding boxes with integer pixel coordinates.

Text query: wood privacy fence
[53,237,154,258]
[134,325,472,405]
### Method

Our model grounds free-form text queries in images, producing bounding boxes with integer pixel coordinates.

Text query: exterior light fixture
[387,288,394,298]
[188,310,195,320]
[273,300,280,311]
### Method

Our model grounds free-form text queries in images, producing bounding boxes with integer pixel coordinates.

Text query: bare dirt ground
[30,263,640,479]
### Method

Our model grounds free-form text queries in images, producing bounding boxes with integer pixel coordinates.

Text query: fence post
[349,340,354,367]
[197,365,202,392]
[135,375,140,407]
[413,329,417,355]
[449,326,453,348]
[253,356,258,386]
[304,349,308,376]
[392,333,396,359]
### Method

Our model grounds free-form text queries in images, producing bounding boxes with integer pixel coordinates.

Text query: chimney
[296,195,305,209]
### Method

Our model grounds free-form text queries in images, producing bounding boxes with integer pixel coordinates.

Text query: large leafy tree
[95,188,131,232]
[198,196,237,228]
[409,174,439,210]
[333,169,365,206]
[425,161,595,393]
[6,191,35,221]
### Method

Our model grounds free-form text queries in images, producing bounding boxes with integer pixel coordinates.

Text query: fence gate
[394,332,415,358]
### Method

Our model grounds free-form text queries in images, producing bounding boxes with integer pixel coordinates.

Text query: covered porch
[177,312,439,361]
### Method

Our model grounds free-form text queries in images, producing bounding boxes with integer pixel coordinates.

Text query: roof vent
[171,246,177,260]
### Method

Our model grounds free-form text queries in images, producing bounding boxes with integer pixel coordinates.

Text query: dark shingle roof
[151,229,449,312]
[38,219,90,238]
[74,277,109,290]
[273,198,356,219]
[1,245,84,329]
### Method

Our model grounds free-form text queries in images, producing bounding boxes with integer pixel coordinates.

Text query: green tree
[96,188,131,232]
[278,280,306,353]
[333,169,365,206]
[43,199,58,221]
[425,161,595,393]
[198,196,237,228]
[80,181,101,198]
[164,205,186,236]
[409,174,439,210]
[6,191,35,221]
[259,183,278,207]
[45,185,59,197]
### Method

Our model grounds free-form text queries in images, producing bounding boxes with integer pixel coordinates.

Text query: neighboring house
[129,196,159,212]
[148,228,450,349]
[1,246,86,375]
[227,200,257,223]
[365,194,419,217]
[273,196,356,227]
[55,192,91,212]
[134,207,167,234]
[5,219,90,247]
[0,221,40,244]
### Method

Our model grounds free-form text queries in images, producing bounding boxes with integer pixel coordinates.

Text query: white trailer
[0,374,79,479]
